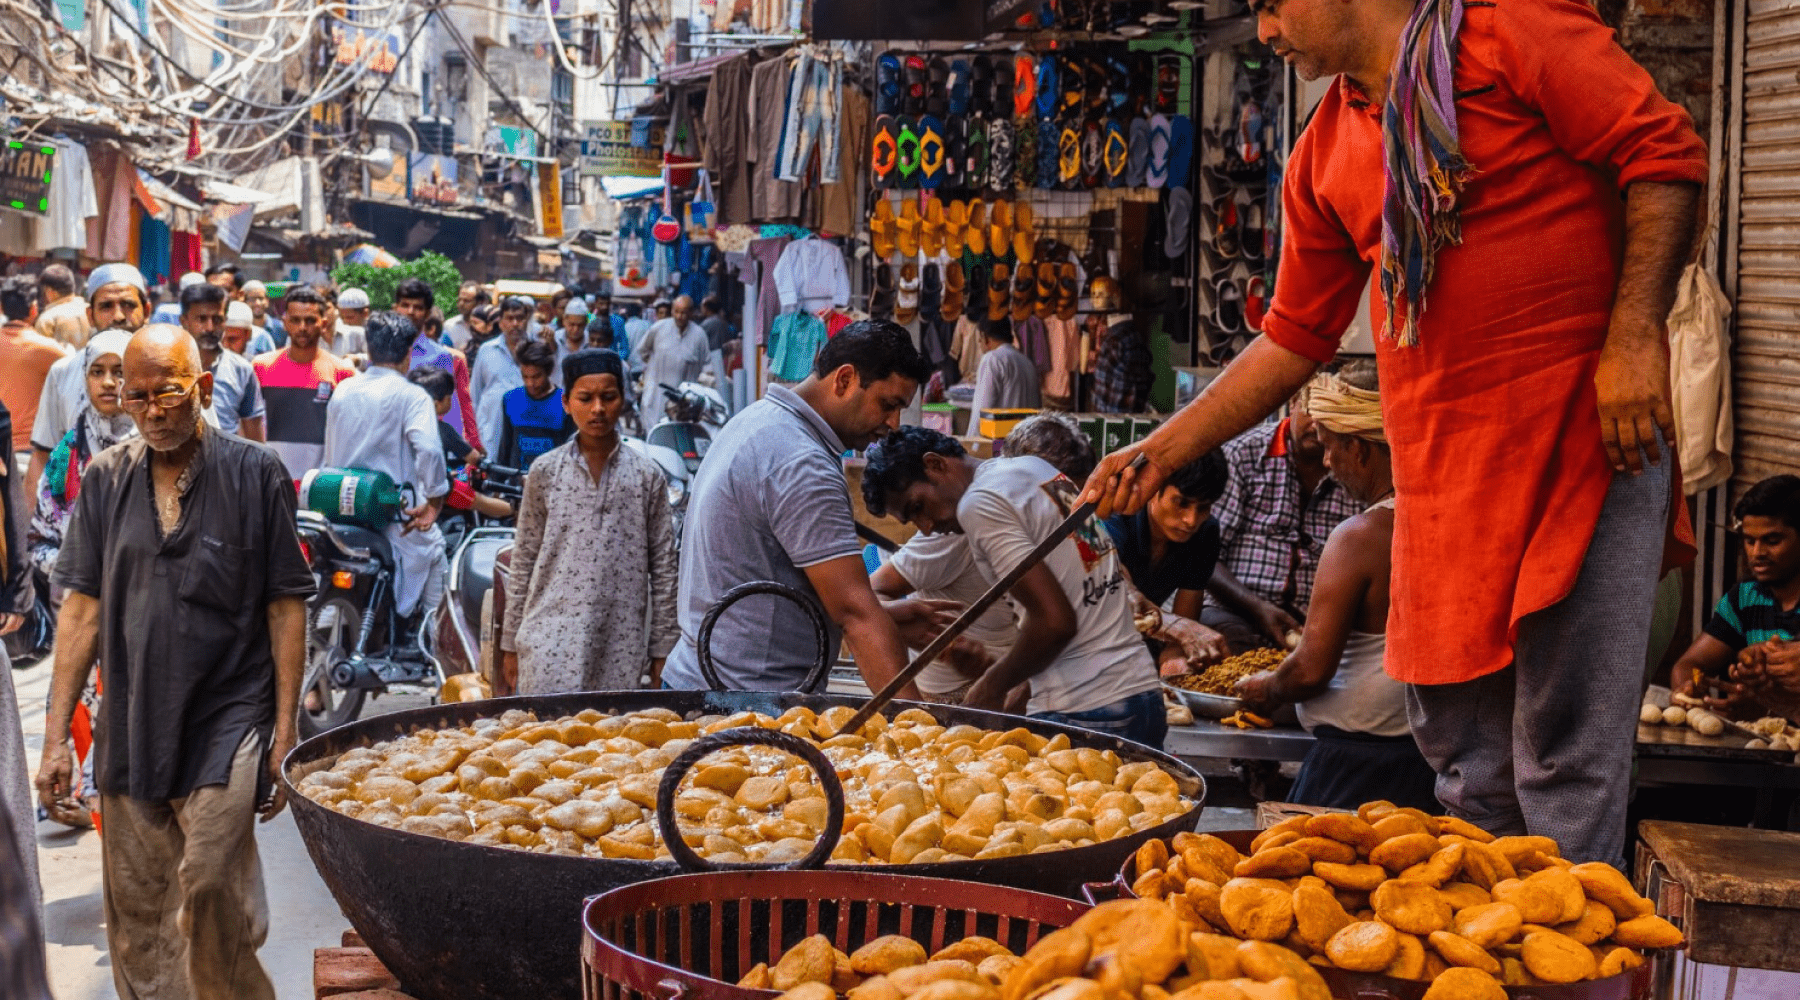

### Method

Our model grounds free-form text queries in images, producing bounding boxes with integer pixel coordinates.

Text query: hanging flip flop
[1057,118,1082,190]
[1083,58,1108,116]
[896,262,921,324]
[943,117,967,191]
[896,197,922,257]
[1015,116,1039,190]
[871,262,896,321]
[1166,114,1194,189]
[945,199,968,252]
[1059,54,1085,116]
[872,115,899,189]
[1013,200,1036,262]
[970,55,995,118]
[1163,187,1193,259]
[941,259,965,320]
[966,119,990,194]
[918,115,948,190]
[1103,118,1128,188]
[920,261,943,319]
[921,196,945,256]
[1106,56,1131,114]
[988,118,1015,194]
[1213,195,1240,256]
[1013,54,1037,118]
[1126,115,1150,188]
[948,58,972,117]
[896,116,922,189]
[1242,199,1267,261]
[904,54,929,115]
[992,66,1014,126]
[1034,55,1058,121]
[1155,54,1182,114]
[1080,117,1103,189]
[1146,113,1171,189]
[966,199,988,256]
[1012,262,1036,322]
[991,200,1014,266]
[870,195,898,257]
[1238,95,1264,165]
[988,262,1011,322]
[1057,262,1080,321]
[877,54,903,116]
[1035,261,1057,318]
[1214,276,1243,334]
[1244,275,1267,332]
[1036,118,1058,190]
[926,56,950,119]
[964,256,988,320]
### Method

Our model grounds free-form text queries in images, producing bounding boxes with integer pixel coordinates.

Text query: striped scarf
[1379,0,1472,347]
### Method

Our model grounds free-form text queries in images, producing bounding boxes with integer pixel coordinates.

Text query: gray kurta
[501,439,679,693]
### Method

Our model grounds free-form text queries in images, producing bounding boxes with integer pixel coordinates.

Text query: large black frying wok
[285,690,1207,1000]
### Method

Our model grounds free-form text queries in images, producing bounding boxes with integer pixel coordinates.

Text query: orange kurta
[1261,0,1706,685]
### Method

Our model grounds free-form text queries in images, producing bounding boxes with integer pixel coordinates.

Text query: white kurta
[320,366,450,616]
[638,320,709,398]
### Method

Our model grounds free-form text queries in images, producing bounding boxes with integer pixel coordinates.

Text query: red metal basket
[581,870,1091,1000]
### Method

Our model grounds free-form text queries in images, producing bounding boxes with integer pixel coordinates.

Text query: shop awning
[201,179,278,205]
[657,51,740,87]
[600,175,662,201]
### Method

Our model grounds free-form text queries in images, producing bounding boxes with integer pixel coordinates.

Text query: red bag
[651,186,682,244]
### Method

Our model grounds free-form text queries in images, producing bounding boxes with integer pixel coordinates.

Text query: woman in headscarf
[499,349,679,695]
[26,328,134,829]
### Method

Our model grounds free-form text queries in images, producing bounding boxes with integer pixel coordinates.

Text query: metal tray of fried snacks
[1162,682,1244,720]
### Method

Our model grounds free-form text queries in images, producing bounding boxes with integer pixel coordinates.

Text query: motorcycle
[647,381,728,475]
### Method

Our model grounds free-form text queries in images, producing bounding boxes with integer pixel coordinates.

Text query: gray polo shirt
[662,384,861,691]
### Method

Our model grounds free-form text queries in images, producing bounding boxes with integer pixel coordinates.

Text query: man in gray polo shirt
[664,321,943,697]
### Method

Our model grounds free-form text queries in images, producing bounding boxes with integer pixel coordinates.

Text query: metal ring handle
[695,581,832,693]
[655,727,846,873]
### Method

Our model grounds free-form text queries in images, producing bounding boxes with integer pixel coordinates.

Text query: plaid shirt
[1211,418,1362,612]
[1089,316,1153,413]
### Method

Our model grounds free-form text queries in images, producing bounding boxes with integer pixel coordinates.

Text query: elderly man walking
[37,325,314,1000]
[1086,0,1705,865]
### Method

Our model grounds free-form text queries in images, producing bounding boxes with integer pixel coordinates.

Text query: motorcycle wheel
[299,596,368,739]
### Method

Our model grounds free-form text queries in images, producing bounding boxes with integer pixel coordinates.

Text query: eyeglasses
[121,378,198,414]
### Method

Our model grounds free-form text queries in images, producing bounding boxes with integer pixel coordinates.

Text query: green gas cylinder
[299,467,406,528]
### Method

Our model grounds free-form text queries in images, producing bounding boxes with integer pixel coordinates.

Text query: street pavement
[16,656,1254,999]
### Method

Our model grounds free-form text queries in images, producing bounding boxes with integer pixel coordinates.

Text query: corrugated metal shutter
[1733,0,1800,490]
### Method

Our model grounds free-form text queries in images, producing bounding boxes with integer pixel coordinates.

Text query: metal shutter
[1731,0,1800,489]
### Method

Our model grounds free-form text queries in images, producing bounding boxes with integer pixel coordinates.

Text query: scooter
[648,381,728,475]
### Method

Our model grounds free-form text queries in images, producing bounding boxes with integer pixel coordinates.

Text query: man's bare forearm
[45,593,100,742]
[267,596,308,738]
[1609,181,1700,345]
[1143,336,1321,471]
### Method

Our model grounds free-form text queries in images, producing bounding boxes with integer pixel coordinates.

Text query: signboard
[0,140,54,216]
[539,161,564,239]
[580,121,663,178]
[408,153,458,206]
[332,23,400,74]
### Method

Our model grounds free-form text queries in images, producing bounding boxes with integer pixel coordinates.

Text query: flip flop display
[1166,114,1194,187]
[920,261,943,318]
[871,262,895,321]
[1034,56,1058,120]
[1016,117,1038,190]
[1013,54,1037,118]
[896,262,921,323]
[904,55,928,115]
[1245,275,1267,332]
[1243,200,1267,261]
[926,57,949,118]
[921,196,945,256]
[870,196,897,257]
[1057,119,1082,190]
[966,122,990,195]
[970,56,994,117]
[1037,118,1058,190]
[896,197,921,257]
[964,257,987,320]
[1214,275,1243,334]
[1163,186,1192,258]
[942,260,965,320]
[1012,262,1036,322]
[988,262,1011,321]
[1103,118,1128,188]
[948,58,971,116]
[1056,262,1079,321]
[877,54,903,116]
[1035,262,1057,318]
[1126,116,1150,188]
[1081,118,1103,189]
[1146,113,1171,189]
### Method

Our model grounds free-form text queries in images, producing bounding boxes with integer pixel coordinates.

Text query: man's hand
[1754,637,1800,698]
[1157,644,1192,678]
[35,741,74,813]
[942,638,994,680]
[1249,600,1302,647]
[261,727,296,822]
[403,500,440,534]
[1156,617,1230,669]
[1082,443,1173,520]
[0,612,22,635]
[1701,681,1764,721]
[963,672,1010,713]
[648,656,665,687]
[1595,335,1675,475]
[1234,670,1282,712]
[883,598,963,650]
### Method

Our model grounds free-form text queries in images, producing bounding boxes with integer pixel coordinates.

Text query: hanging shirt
[254,348,358,480]
[772,239,851,313]
[35,138,98,252]
[767,311,827,382]
[497,386,574,470]
[1260,0,1706,685]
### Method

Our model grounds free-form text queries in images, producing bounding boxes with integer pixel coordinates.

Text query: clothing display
[772,238,851,313]
[767,311,828,382]
[35,137,99,252]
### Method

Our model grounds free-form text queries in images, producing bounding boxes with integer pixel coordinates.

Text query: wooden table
[1635,820,1800,998]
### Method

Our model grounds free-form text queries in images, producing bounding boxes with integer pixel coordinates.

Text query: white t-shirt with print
[887,532,1019,695]
[956,456,1159,715]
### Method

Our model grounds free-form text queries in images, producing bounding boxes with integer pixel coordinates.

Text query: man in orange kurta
[1086,0,1705,865]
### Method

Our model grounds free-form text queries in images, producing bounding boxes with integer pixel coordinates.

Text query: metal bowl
[1163,681,1245,719]
[284,690,1208,1000]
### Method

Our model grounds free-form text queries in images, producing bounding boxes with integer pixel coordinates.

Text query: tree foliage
[329,251,463,312]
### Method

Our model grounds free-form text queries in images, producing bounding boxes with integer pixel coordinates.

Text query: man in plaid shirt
[1205,410,1361,652]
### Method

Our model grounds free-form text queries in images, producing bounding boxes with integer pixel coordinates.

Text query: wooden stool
[1636,820,1800,998]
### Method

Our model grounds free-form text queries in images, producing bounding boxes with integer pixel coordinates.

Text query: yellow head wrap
[1306,372,1385,444]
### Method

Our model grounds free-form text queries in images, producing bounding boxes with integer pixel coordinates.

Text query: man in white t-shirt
[862,426,1165,747]
[871,532,1016,704]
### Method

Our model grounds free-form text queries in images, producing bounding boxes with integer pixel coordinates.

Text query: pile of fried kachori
[1124,800,1682,998]
[295,705,1194,865]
